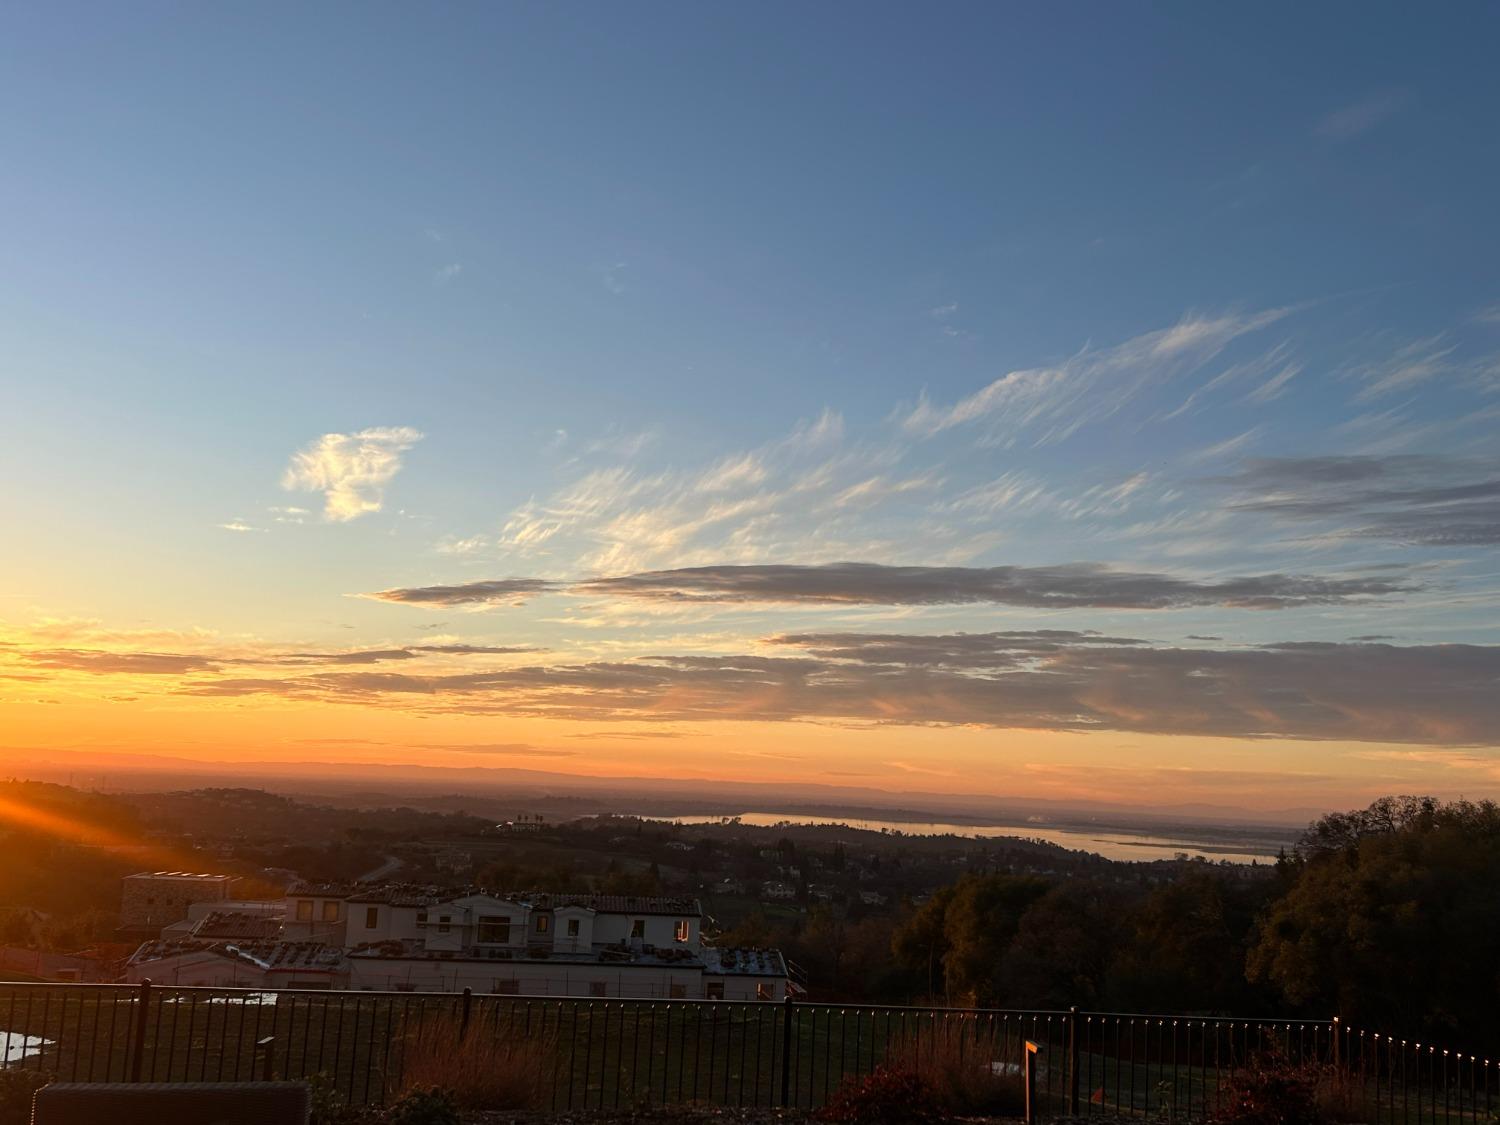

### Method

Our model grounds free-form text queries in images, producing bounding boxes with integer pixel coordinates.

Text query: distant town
[1,780,1271,1002]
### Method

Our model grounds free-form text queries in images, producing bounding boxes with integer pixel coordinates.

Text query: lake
[646,811,1289,864]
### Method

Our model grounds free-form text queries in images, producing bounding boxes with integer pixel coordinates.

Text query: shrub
[1311,1066,1375,1124]
[0,1069,52,1125]
[395,1013,552,1111]
[817,1065,943,1125]
[384,1087,460,1125]
[307,1071,368,1125]
[1212,1049,1319,1125]
[884,1020,1026,1116]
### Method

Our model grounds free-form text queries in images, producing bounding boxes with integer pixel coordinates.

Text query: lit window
[630,919,645,939]
[757,982,774,1000]
[321,901,339,922]
[295,901,313,922]
[477,916,511,944]
[536,915,549,933]
[365,907,379,930]
[674,919,690,943]
[567,918,580,937]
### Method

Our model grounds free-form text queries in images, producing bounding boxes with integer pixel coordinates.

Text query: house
[760,880,796,901]
[119,872,235,936]
[496,813,545,833]
[278,884,794,1000]
[281,882,356,944]
[131,881,796,1000]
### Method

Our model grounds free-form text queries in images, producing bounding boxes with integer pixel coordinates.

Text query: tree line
[739,797,1500,1054]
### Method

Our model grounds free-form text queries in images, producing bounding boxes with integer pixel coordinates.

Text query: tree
[891,875,1048,1005]
[1110,870,1268,1014]
[1247,797,1500,1048]
[999,883,1121,1009]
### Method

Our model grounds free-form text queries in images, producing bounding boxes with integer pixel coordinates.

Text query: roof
[514,893,701,916]
[701,947,788,978]
[192,912,283,941]
[129,939,342,971]
[337,884,702,916]
[345,938,766,973]
[287,881,357,898]
[125,871,233,882]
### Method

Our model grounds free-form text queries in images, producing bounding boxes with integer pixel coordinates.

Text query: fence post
[1332,1017,1341,1072]
[460,987,473,1037]
[1025,1039,1043,1125]
[1068,1006,1080,1115]
[256,1036,276,1082]
[129,979,152,1082]
[780,996,795,1108]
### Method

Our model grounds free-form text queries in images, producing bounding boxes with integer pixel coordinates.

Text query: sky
[2,2,1498,814]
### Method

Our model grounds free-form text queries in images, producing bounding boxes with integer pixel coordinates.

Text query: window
[437,914,451,934]
[416,912,427,927]
[492,979,520,995]
[630,919,645,940]
[365,907,379,930]
[477,916,511,944]
[674,919,690,943]
[756,983,774,1001]
[706,982,725,999]
[295,900,313,922]
[321,901,339,922]
[589,981,607,997]
[567,918,580,938]
[669,983,687,999]
[535,915,549,933]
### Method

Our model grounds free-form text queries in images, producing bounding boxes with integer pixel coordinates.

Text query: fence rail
[0,982,1490,1120]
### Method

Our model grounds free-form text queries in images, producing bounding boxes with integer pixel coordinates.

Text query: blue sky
[2,3,1498,809]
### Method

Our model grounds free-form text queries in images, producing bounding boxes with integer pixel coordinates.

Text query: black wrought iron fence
[0,982,1491,1120]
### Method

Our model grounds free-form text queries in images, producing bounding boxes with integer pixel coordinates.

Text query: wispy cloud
[1315,89,1410,140]
[899,309,1288,447]
[1350,336,1456,401]
[434,263,462,284]
[216,520,262,533]
[282,426,424,522]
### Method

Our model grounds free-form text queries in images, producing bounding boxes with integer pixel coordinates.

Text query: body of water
[646,811,1289,864]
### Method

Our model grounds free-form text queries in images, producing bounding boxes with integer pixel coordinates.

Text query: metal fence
[0,982,1492,1120]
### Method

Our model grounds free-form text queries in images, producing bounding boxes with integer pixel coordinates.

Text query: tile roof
[192,912,283,941]
[129,939,342,971]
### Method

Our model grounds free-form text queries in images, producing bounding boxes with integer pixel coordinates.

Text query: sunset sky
[3,3,1498,813]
